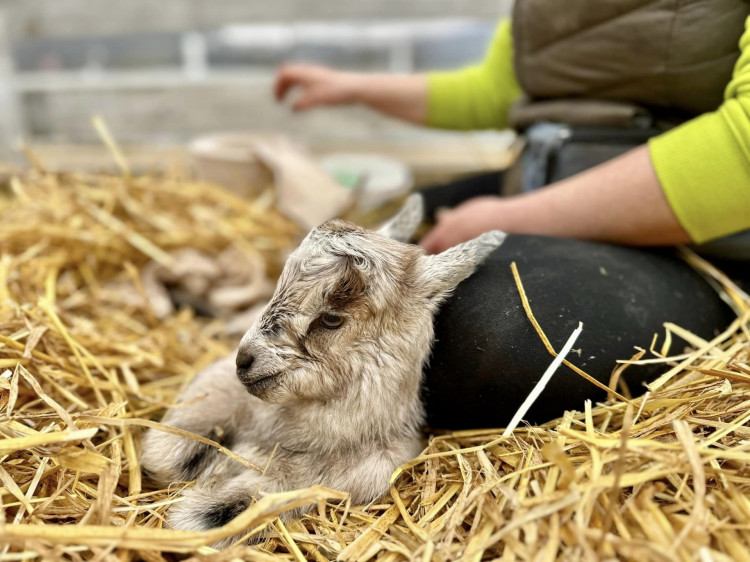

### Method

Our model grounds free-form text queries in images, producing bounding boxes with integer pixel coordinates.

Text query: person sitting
[272,3,750,428]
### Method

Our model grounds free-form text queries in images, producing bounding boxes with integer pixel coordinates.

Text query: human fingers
[420,197,505,253]
[274,64,322,101]
[274,66,296,101]
[419,214,460,254]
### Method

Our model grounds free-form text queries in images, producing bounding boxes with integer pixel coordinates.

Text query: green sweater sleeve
[426,20,521,130]
[648,17,750,244]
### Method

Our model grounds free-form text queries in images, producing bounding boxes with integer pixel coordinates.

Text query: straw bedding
[1,150,749,561]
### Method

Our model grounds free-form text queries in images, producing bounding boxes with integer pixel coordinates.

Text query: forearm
[420,145,691,253]
[351,73,428,125]
[518,15,750,245]
[274,64,428,124]
[503,145,691,245]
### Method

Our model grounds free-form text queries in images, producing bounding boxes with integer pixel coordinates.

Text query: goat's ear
[418,231,506,300]
[377,194,424,242]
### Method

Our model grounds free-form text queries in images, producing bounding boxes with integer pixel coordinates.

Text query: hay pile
[1,151,750,561]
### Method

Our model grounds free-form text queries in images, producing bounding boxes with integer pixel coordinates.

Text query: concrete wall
[6,0,511,39]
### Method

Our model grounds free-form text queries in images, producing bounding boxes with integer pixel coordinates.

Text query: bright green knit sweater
[427,19,750,244]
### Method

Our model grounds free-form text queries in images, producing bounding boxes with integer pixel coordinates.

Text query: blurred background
[0,0,514,181]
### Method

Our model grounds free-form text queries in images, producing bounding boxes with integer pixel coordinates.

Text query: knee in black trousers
[422,235,737,429]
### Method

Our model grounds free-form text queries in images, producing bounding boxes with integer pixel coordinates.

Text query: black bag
[521,122,662,192]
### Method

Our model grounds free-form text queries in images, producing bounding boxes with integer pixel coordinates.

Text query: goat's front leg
[140,355,253,485]
[166,442,277,548]
[167,468,264,529]
[166,440,422,544]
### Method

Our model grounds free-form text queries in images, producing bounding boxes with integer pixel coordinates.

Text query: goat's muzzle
[237,369,282,397]
[236,347,255,371]
[236,350,281,396]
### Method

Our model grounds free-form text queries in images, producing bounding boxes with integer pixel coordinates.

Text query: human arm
[647,17,750,244]
[423,17,750,253]
[274,64,429,124]
[274,20,520,128]
[420,145,691,253]
[426,20,521,130]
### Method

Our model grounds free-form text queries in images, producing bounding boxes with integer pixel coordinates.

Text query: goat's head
[236,195,505,404]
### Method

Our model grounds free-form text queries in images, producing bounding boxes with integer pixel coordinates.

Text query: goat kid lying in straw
[140,195,505,542]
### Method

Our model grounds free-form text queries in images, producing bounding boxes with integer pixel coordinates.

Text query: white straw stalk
[503,322,584,437]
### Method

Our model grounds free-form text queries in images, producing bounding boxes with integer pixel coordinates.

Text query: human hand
[274,64,363,111]
[420,196,509,254]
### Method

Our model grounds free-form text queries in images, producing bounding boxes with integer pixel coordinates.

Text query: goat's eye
[320,313,345,330]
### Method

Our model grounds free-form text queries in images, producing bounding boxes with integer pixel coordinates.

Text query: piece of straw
[2,144,750,560]
[503,322,584,437]
[511,261,628,402]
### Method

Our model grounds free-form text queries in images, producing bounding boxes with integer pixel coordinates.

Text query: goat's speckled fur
[140,195,505,545]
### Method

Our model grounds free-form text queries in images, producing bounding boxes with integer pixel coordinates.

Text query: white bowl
[320,153,413,212]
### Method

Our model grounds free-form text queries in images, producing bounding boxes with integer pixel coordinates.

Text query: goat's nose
[236,348,255,371]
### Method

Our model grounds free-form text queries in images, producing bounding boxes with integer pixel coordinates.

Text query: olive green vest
[510,0,750,129]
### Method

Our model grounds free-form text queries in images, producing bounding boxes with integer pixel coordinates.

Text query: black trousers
[420,172,746,429]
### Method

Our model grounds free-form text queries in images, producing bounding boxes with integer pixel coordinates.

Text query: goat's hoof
[168,487,252,531]
[140,427,226,485]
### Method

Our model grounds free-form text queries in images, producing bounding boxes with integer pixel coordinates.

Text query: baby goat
[140,195,505,539]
